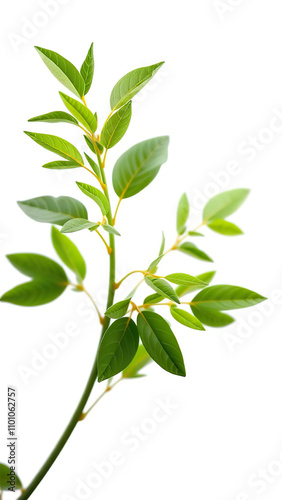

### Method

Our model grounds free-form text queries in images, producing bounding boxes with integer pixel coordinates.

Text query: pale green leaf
[191,285,266,311]
[176,271,216,297]
[59,92,97,133]
[24,131,83,165]
[145,277,180,304]
[170,307,205,331]
[61,218,98,233]
[18,196,88,225]
[207,219,243,236]
[42,160,80,170]
[122,344,152,378]
[178,242,213,262]
[165,273,207,287]
[203,189,249,223]
[80,42,94,95]
[76,182,109,215]
[51,226,86,282]
[100,102,132,149]
[102,224,121,236]
[84,153,101,178]
[177,193,189,234]
[28,111,78,125]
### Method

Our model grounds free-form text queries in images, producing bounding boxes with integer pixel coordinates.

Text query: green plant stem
[18,155,116,500]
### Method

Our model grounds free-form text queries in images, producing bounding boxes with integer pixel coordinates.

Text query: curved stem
[18,149,116,500]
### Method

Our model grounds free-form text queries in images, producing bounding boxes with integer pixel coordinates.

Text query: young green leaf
[0,280,67,307]
[59,92,97,133]
[170,307,205,331]
[84,153,101,178]
[43,160,80,170]
[0,463,22,491]
[105,298,131,319]
[203,188,249,223]
[110,62,164,110]
[137,311,186,377]
[148,232,166,273]
[102,224,121,236]
[145,277,180,304]
[98,318,139,381]
[18,196,88,225]
[122,344,152,378]
[113,136,169,199]
[188,231,204,237]
[100,102,132,149]
[143,293,164,304]
[84,134,95,153]
[165,273,207,287]
[28,111,78,125]
[191,285,266,311]
[51,226,86,282]
[207,219,243,236]
[80,42,94,95]
[24,132,83,165]
[178,242,213,262]
[177,193,189,234]
[191,307,235,328]
[176,271,216,297]
[6,253,67,282]
[76,182,109,215]
[60,218,99,234]
[35,46,85,98]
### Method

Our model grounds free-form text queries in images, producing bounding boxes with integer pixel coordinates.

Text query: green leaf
[80,42,94,95]
[178,242,213,262]
[59,92,97,133]
[51,226,86,282]
[177,193,189,234]
[143,293,164,305]
[207,219,243,236]
[84,153,101,178]
[35,46,85,98]
[112,136,169,199]
[0,280,67,307]
[165,273,207,287]
[28,111,78,125]
[1,254,68,307]
[203,188,249,223]
[137,311,186,377]
[100,102,132,149]
[18,196,88,225]
[191,285,266,311]
[122,344,152,378]
[61,218,99,233]
[0,463,22,491]
[98,318,139,381]
[84,134,95,153]
[191,284,266,329]
[6,253,67,282]
[110,62,164,110]
[148,232,166,273]
[170,307,205,331]
[102,224,121,236]
[24,132,83,165]
[176,271,216,297]
[76,182,109,215]
[42,160,80,170]
[188,231,204,237]
[105,298,131,319]
[145,277,180,304]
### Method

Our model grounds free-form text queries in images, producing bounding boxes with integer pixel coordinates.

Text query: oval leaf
[105,298,131,319]
[203,189,249,223]
[0,280,67,307]
[191,285,266,311]
[24,131,83,165]
[110,62,164,110]
[191,306,235,328]
[177,193,189,234]
[145,277,180,304]
[76,182,109,215]
[176,271,216,297]
[170,307,205,331]
[61,218,98,234]
[18,196,88,225]
[113,136,169,199]
[51,226,86,282]
[6,253,67,282]
[98,318,139,381]
[137,311,186,377]
[35,46,85,98]
[80,42,94,95]
[100,102,132,149]
[178,242,213,262]
[165,273,207,287]
[59,92,97,133]
[207,219,243,236]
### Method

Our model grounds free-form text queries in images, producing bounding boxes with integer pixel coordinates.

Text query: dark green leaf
[59,92,97,133]
[165,273,207,287]
[98,318,139,381]
[0,463,22,491]
[61,218,99,233]
[105,298,131,319]
[76,182,109,215]
[203,189,249,223]
[42,160,80,170]
[170,307,205,331]
[100,102,132,149]
[80,42,94,95]
[18,196,88,225]
[28,111,78,125]
[35,46,85,98]
[51,226,86,282]
[122,344,152,378]
[207,219,243,236]
[24,131,83,165]
[145,277,180,304]
[178,242,213,262]
[102,224,121,236]
[137,311,186,377]
[110,62,164,110]
[112,136,169,199]
[177,193,189,234]
[176,271,216,297]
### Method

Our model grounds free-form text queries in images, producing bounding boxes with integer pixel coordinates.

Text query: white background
[1,1,282,499]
